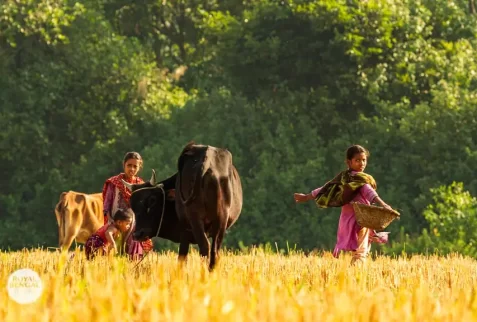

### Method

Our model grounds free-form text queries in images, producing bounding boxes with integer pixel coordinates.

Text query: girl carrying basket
[294,145,394,265]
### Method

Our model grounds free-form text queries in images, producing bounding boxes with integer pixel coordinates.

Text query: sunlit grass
[1,248,477,321]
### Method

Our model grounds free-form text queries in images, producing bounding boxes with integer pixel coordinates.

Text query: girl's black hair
[346,145,370,160]
[123,151,143,168]
[113,208,133,221]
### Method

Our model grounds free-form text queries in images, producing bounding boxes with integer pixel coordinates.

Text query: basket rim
[351,202,400,217]
[352,202,400,230]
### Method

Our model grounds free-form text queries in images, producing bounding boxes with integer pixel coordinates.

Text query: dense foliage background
[1,0,477,256]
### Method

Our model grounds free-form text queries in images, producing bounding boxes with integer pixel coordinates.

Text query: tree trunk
[470,0,476,15]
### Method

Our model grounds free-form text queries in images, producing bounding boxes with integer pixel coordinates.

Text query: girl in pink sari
[102,152,153,260]
[294,145,394,265]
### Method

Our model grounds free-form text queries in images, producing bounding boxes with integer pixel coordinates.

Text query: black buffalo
[124,172,183,243]
[123,142,243,270]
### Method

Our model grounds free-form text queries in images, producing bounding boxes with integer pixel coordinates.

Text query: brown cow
[54,191,104,250]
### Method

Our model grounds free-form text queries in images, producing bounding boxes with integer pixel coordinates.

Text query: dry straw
[2,249,477,321]
[352,203,400,230]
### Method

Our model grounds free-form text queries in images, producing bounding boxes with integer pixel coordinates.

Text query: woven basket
[352,203,400,230]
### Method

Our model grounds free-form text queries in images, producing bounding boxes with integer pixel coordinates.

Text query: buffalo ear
[178,142,195,170]
[149,169,156,186]
[122,180,134,191]
[178,153,185,172]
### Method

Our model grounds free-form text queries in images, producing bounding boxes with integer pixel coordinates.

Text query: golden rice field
[2,248,477,322]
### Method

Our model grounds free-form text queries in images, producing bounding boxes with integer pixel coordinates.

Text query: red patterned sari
[102,173,153,259]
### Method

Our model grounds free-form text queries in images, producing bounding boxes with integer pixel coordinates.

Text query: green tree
[0,0,187,248]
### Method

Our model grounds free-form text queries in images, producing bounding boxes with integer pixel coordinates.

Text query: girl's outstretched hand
[294,193,312,203]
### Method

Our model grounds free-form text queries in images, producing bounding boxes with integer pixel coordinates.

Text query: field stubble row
[1,249,477,321]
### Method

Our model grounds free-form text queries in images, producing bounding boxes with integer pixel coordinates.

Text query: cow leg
[58,226,63,249]
[58,211,65,249]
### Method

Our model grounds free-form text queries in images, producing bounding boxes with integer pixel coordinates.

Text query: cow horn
[122,180,134,191]
[149,169,156,185]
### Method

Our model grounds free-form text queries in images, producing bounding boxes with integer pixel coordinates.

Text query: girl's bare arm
[372,196,392,210]
[105,226,118,252]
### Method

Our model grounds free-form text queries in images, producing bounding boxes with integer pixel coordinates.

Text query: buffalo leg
[178,233,190,262]
[178,218,191,262]
[189,216,210,261]
[210,215,228,270]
